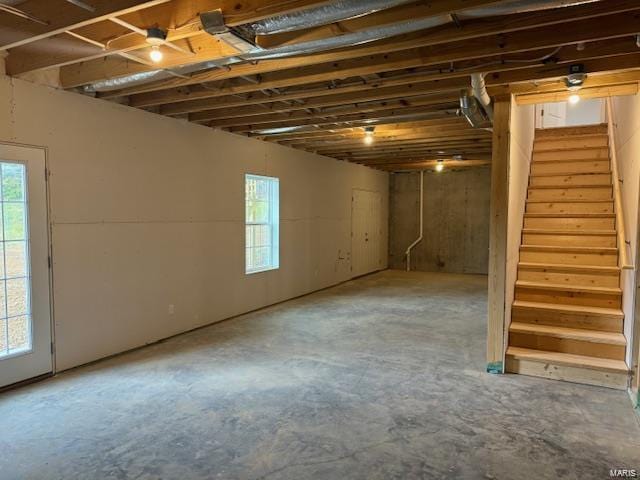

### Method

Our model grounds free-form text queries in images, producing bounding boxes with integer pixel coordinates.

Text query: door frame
[0,141,54,388]
[351,188,383,278]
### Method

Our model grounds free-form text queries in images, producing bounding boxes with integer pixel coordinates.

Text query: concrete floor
[1,270,638,480]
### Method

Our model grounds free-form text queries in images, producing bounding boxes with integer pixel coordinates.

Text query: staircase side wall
[609,94,640,372]
[504,103,536,350]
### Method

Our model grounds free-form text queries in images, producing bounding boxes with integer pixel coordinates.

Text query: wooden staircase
[505,124,630,389]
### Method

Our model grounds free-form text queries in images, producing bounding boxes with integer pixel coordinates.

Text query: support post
[0,51,8,76]
[487,94,512,374]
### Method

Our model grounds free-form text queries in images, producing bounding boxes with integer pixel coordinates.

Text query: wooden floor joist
[3,0,640,170]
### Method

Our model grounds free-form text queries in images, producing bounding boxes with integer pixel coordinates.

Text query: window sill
[245,266,279,275]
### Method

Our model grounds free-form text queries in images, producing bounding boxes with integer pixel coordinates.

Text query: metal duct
[251,0,416,35]
[458,0,599,18]
[84,14,451,93]
[83,0,600,93]
[459,90,492,129]
[239,15,451,61]
[470,73,493,121]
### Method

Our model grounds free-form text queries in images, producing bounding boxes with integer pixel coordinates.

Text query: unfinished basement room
[1,1,640,479]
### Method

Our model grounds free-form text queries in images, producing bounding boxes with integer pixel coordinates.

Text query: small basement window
[245,174,279,274]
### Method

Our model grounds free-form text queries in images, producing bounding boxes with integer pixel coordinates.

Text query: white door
[351,189,382,277]
[536,102,567,128]
[0,144,52,388]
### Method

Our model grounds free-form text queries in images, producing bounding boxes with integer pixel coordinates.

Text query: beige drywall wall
[504,102,535,342]
[610,94,640,367]
[0,76,389,370]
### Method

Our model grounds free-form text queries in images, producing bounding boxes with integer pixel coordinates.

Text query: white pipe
[471,73,493,121]
[405,170,424,271]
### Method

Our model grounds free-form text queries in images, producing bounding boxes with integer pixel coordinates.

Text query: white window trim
[245,174,279,275]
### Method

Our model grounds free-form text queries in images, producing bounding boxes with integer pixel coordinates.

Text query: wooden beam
[163,75,470,116]
[151,37,639,119]
[376,159,491,171]
[115,8,640,106]
[331,141,493,154]
[8,32,241,76]
[256,118,468,139]
[209,98,459,129]
[225,107,460,133]
[0,0,171,50]
[515,83,639,105]
[358,153,493,165]
[488,54,640,94]
[487,95,511,373]
[276,123,478,143]
[310,134,492,154]
[4,0,331,72]
[193,90,461,123]
[254,0,503,48]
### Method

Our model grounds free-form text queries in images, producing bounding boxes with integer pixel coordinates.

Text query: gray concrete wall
[0,76,389,371]
[388,168,490,274]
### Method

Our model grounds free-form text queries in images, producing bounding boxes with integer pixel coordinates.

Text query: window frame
[244,173,280,275]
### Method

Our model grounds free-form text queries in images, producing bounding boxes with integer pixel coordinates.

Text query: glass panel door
[0,144,51,388]
[0,162,32,358]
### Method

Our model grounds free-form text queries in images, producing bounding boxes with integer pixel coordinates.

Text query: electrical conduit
[405,170,424,272]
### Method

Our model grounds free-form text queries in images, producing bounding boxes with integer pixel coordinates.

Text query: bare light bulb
[435,162,444,173]
[568,93,580,104]
[363,135,374,145]
[149,45,163,63]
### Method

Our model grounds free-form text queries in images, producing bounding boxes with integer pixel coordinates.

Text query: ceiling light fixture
[363,126,375,145]
[565,63,586,88]
[568,93,581,104]
[435,160,444,173]
[149,45,163,63]
[146,28,167,63]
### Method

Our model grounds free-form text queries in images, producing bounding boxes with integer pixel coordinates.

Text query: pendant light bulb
[568,93,580,104]
[149,45,163,63]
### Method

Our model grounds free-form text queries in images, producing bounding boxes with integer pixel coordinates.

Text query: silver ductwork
[240,15,451,61]
[250,0,416,35]
[458,0,599,17]
[459,90,492,129]
[83,0,600,93]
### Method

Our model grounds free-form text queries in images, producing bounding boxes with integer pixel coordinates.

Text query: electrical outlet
[168,304,175,315]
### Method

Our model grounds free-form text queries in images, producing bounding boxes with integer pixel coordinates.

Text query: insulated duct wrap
[458,0,599,17]
[83,0,601,93]
[250,0,416,35]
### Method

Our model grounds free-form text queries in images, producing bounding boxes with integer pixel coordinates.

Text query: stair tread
[533,158,610,164]
[522,228,616,235]
[530,172,611,178]
[535,133,608,141]
[509,322,626,345]
[512,299,623,318]
[515,280,621,295]
[506,346,628,373]
[524,213,615,218]
[536,125,607,135]
[533,146,608,152]
[528,184,611,189]
[520,245,617,253]
[526,199,613,203]
[518,262,620,273]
